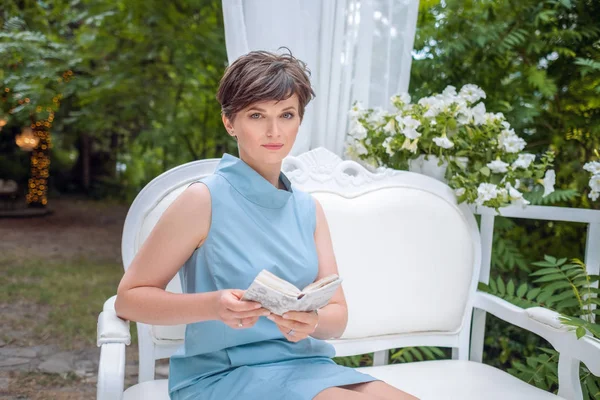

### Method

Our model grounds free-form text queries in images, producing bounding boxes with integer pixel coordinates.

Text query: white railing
[468,204,599,398]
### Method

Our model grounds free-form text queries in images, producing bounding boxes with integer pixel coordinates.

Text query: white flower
[583,161,600,175]
[419,96,445,118]
[506,182,530,208]
[476,183,499,206]
[501,121,511,129]
[432,135,454,149]
[471,103,487,125]
[401,137,419,153]
[353,141,368,156]
[383,119,396,135]
[391,92,411,105]
[542,169,555,197]
[443,85,458,97]
[498,129,526,153]
[349,122,368,139]
[459,84,486,103]
[395,115,421,139]
[382,137,394,157]
[590,174,600,192]
[454,188,466,197]
[396,115,421,129]
[589,191,599,201]
[402,128,420,140]
[458,102,487,125]
[512,153,536,169]
[348,102,365,120]
[484,112,505,124]
[367,107,386,125]
[487,159,509,173]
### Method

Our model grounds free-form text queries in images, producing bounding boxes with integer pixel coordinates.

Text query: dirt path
[0,196,128,264]
[0,196,167,399]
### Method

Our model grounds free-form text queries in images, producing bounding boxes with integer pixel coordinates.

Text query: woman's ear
[222,114,234,136]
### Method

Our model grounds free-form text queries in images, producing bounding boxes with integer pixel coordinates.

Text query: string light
[15,127,40,151]
[5,69,71,207]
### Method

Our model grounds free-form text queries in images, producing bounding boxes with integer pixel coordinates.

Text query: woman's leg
[314,386,380,400]
[343,381,419,400]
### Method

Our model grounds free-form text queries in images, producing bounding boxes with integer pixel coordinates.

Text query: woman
[115,49,418,400]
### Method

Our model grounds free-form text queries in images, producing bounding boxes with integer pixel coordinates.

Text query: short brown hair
[217,49,315,122]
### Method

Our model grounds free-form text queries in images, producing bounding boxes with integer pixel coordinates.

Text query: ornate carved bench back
[283,149,480,339]
[124,149,480,346]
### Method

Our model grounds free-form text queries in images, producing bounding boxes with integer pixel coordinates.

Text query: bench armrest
[97,295,131,346]
[474,291,600,376]
[97,295,130,400]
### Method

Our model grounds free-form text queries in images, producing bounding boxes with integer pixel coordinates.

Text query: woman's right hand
[215,289,271,329]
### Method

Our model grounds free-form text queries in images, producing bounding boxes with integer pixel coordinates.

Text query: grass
[0,256,135,349]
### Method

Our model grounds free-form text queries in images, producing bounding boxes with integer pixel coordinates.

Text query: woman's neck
[239,154,283,189]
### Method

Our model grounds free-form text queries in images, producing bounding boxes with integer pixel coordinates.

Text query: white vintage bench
[97,148,600,400]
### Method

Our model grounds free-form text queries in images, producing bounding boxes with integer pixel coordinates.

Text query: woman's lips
[262,144,284,150]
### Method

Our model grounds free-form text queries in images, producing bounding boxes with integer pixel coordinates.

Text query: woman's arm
[309,198,348,340]
[268,198,348,341]
[114,183,267,327]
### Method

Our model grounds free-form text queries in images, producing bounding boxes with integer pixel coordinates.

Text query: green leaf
[497,277,506,296]
[576,326,586,339]
[480,166,490,177]
[507,280,515,296]
[526,288,542,301]
[533,273,567,283]
[543,255,557,264]
[558,0,572,8]
[542,281,573,293]
[517,283,528,297]
[530,268,561,276]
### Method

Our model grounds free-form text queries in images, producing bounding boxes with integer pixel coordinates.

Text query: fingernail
[266,315,274,321]
[282,314,289,319]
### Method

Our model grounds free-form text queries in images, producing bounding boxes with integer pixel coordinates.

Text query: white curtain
[221,0,420,157]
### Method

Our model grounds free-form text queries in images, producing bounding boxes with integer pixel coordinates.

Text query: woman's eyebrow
[247,106,297,112]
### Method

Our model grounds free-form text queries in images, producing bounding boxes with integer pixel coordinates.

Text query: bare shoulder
[173,182,212,248]
[312,196,327,226]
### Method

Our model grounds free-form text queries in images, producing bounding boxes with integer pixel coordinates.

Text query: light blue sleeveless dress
[168,153,377,399]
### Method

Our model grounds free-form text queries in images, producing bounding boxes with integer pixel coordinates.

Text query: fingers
[221,290,265,314]
[226,315,261,330]
[267,314,310,333]
[229,307,271,320]
[227,298,263,312]
[275,323,308,343]
[281,311,315,324]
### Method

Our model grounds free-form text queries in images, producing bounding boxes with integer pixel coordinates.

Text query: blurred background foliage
[1,0,598,397]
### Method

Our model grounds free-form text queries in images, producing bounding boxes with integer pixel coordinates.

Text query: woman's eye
[283,112,295,119]
[250,113,261,119]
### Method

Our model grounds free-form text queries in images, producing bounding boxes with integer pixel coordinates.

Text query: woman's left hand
[267,311,318,343]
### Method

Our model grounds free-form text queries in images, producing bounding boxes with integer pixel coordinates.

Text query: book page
[242,279,299,315]
[302,274,339,293]
[255,270,301,297]
[241,269,342,315]
[297,278,342,312]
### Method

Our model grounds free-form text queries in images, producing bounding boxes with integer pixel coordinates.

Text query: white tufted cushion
[123,379,169,400]
[121,361,563,400]
[313,188,474,339]
[357,360,564,400]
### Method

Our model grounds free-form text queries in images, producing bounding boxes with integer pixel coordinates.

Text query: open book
[241,269,342,316]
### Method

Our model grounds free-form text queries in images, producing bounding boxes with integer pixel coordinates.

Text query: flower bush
[346,85,556,209]
[583,161,600,201]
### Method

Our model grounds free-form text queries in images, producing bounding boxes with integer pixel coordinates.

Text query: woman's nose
[266,119,280,137]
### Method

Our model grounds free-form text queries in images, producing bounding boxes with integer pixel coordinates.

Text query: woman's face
[223,94,301,166]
